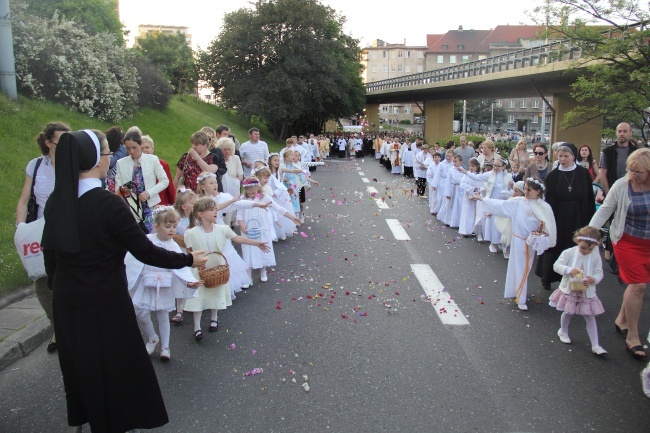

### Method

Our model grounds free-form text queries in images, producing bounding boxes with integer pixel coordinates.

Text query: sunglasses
[533,151,546,156]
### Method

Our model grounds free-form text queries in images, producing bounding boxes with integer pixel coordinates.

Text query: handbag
[143,271,172,288]
[26,158,43,223]
[14,218,46,280]
[120,185,149,234]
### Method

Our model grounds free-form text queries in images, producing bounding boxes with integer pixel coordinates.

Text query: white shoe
[641,365,650,397]
[477,234,484,242]
[260,268,268,282]
[503,253,510,259]
[591,346,607,356]
[517,303,528,311]
[557,329,571,344]
[160,348,171,361]
[489,244,498,253]
[146,336,159,355]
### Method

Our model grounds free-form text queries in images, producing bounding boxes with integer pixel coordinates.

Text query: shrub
[12,5,138,121]
[133,58,173,110]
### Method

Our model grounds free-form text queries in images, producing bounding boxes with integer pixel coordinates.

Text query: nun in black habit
[535,143,596,290]
[42,130,207,433]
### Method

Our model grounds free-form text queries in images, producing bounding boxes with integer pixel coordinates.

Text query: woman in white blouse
[217,137,243,225]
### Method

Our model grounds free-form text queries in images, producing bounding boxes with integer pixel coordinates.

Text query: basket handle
[199,251,229,270]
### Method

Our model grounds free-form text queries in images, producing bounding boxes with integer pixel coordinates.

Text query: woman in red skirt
[590,148,650,360]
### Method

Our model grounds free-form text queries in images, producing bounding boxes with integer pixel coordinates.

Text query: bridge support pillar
[365,103,380,133]
[423,100,454,146]
[552,94,603,155]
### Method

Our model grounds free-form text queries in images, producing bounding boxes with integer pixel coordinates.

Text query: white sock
[135,307,156,341]
[193,311,202,332]
[156,310,170,349]
[210,309,218,322]
[584,315,600,347]
[560,312,573,335]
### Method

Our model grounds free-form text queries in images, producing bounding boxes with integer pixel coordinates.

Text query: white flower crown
[526,177,546,191]
[196,173,217,183]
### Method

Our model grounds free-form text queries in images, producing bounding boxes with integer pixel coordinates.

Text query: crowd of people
[15,123,325,433]
[13,121,650,431]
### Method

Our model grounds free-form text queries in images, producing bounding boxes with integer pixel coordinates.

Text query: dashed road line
[386,219,410,240]
[411,264,470,326]
[361,178,370,183]
[366,186,378,195]
[358,171,365,176]
[375,199,390,209]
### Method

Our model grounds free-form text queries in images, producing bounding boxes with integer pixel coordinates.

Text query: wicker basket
[198,252,230,288]
[172,234,186,249]
[246,218,262,240]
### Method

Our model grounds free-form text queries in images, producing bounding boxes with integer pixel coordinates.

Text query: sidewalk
[0,285,52,372]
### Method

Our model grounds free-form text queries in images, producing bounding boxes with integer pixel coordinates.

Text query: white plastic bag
[14,219,46,280]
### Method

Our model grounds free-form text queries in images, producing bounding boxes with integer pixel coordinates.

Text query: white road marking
[386,219,410,240]
[411,264,470,325]
[356,167,361,170]
[366,186,378,195]
[361,178,370,183]
[358,171,365,176]
[375,199,390,209]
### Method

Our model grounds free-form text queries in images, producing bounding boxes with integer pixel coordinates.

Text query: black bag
[26,158,43,223]
[120,185,149,234]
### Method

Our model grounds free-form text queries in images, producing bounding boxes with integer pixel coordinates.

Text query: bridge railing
[365,40,583,92]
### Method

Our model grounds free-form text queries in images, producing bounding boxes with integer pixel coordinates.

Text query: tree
[198,0,365,139]
[135,32,197,93]
[454,99,507,131]
[24,0,123,42]
[133,58,174,110]
[532,0,650,139]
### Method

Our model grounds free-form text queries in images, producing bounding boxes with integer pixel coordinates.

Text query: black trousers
[416,177,427,196]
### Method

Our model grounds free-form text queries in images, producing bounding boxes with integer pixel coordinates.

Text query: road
[1,156,649,433]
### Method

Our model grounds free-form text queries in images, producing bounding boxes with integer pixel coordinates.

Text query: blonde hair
[190,197,216,229]
[195,171,216,197]
[153,207,180,225]
[484,140,496,150]
[255,167,272,179]
[216,137,235,152]
[627,148,650,174]
[191,131,210,147]
[174,188,196,216]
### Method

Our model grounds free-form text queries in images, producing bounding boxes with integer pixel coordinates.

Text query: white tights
[560,312,600,347]
[135,308,171,350]
[193,309,218,332]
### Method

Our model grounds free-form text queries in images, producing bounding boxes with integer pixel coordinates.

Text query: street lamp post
[0,0,18,100]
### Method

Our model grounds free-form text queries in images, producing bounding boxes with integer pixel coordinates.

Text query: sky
[119,0,539,50]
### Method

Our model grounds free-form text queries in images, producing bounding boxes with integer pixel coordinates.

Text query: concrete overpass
[364,39,602,148]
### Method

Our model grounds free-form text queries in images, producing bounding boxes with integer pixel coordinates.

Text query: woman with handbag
[115,129,170,232]
[15,121,71,353]
[41,129,207,433]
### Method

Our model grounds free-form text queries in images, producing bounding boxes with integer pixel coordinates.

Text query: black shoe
[46,341,57,353]
[194,330,204,341]
[209,320,220,333]
[542,282,551,290]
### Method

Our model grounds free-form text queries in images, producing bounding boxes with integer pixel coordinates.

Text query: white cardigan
[552,246,603,298]
[589,176,632,244]
[115,154,169,207]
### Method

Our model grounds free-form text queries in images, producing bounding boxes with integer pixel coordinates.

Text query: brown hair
[173,188,197,216]
[153,207,180,226]
[573,226,602,245]
[36,122,71,155]
[254,167,272,179]
[190,197,216,229]
[190,131,210,147]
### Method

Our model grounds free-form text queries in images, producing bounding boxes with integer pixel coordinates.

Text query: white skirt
[223,240,251,298]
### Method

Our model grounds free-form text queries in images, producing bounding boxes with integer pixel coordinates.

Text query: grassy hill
[0,94,283,296]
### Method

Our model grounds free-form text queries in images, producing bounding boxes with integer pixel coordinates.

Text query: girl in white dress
[126,207,201,360]
[476,178,556,310]
[442,155,465,228]
[458,158,483,236]
[432,150,454,215]
[426,151,441,214]
[237,177,301,283]
[549,226,606,355]
[254,164,297,241]
[184,198,270,341]
[268,154,298,239]
[499,181,525,259]
[170,188,198,324]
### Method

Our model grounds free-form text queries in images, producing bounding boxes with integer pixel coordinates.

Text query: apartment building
[133,24,192,48]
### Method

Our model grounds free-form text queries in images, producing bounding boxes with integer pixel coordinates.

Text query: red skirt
[613,233,650,284]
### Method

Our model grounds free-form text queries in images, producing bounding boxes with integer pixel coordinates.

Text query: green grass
[0,94,282,296]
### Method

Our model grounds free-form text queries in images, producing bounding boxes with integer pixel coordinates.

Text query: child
[432,149,454,215]
[237,177,302,283]
[458,158,483,237]
[170,188,198,324]
[125,206,201,360]
[255,164,296,241]
[550,226,606,355]
[402,143,414,178]
[279,150,304,216]
[414,144,430,197]
[499,181,525,259]
[268,153,298,239]
[441,155,464,228]
[293,150,320,222]
[183,198,270,341]
[426,151,441,214]
[477,178,557,310]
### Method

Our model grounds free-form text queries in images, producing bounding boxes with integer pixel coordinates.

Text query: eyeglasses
[533,151,546,156]
[630,170,648,177]
[100,152,114,157]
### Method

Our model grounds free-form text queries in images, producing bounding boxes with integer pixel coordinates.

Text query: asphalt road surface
[1,156,649,433]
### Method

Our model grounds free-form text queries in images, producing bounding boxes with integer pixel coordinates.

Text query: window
[508,115,515,123]
[532,115,539,124]
[404,105,411,114]
[457,44,464,50]
[437,55,444,63]
[405,51,411,58]
[417,51,423,59]
[397,51,403,58]
[442,44,448,49]
[371,65,376,73]
[417,65,423,72]
[532,100,539,108]
[478,55,487,60]
[371,51,377,59]
[397,65,403,72]
[508,100,514,108]
[382,106,389,113]
[546,117,551,124]
[496,100,502,107]
[462,55,469,63]
[382,65,388,72]
[390,65,396,72]
[405,65,411,73]
[382,51,387,58]
[393,107,399,114]
[520,100,527,108]
[449,55,457,64]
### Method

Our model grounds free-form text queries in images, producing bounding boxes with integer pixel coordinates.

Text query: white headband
[576,236,598,243]
[82,129,101,167]
[526,177,546,191]
[152,205,175,216]
[197,173,217,183]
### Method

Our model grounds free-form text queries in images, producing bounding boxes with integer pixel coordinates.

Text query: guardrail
[365,40,584,92]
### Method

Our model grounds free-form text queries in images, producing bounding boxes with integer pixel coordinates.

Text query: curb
[0,316,52,372]
[0,284,35,310]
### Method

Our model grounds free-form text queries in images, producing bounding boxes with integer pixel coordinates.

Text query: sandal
[615,324,628,338]
[194,330,204,341]
[209,320,220,333]
[171,312,183,324]
[626,344,648,360]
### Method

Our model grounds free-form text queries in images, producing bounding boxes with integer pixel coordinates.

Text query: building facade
[134,24,192,48]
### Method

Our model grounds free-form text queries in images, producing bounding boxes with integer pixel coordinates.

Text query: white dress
[467,171,511,244]
[126,234,198,312]
[432,160,452,214]
[183,225,235,312]
[443,167,464,227]
[426,162,440,213]
[482,198,542,304]
[237,194,285,269]
[458,174,483,235]
[269,175,296,239]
